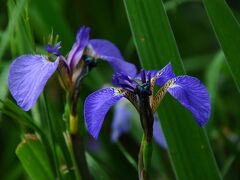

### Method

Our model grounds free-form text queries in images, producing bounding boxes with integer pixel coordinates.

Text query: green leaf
[0,98,41,132]
[0,63,10,118]
[203,0,240,91]
[16,134,55,180]
[0,0,27,61]
[124,0,221,179]
[39,93,61,179]
[206,51,225,106]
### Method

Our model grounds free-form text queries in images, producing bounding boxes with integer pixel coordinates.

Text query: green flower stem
[138,94,154,180]
[67,91,91,180]
[138,135,153,180]
[71,132,91,180]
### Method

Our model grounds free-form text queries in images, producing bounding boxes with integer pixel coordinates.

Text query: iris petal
[155,63,176,86]
[112,73,137,92]
[167,76,211,127]
[8,55,59,111]
[67,26,90,69]
[89,39,137,77]
[153,114,167,149]
[135,63,175,86]
[84,87,124,139]
[111,99,132,142]
[45,42,61,56]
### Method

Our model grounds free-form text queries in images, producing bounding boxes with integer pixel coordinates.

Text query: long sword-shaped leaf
[0,0,27,61]
[124,0,221,179]
[16,135,55,180]
[203,0,240,91]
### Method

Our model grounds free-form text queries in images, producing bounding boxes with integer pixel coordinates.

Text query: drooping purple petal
[153,114,167,149]
[112,73,138,92]
[67,26,90,70]
[8,55,59,111]
[45,42,61,56]
[89,39,137,77]
[167,76,211,127]
[84,87,125,139]
[111,99,132,142]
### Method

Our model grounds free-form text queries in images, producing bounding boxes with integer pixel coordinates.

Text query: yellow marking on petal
[149,70,164,108]
[151,79,175,113]
[116,88,139,112]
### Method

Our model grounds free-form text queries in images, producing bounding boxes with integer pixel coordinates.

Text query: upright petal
[89,39,137,77]
[112,73,137,92]
[135,63,175,86]
[84,87,125,139]
[8,55,59,111]
[67,26,90,70]
[111,99,132,142]
[135,70,157,81]
[154,63,176,86]
[153,114,167,149]
[167,76,211,127]
[45,42,61,56]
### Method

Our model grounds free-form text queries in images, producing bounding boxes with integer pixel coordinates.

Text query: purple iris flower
[8,26,136,111]
[84,63,211,139]
[111,99,167,148]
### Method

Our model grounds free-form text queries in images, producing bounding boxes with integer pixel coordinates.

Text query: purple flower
[84,63,211,139]
[8,26,136,111]
[111,99,167,149]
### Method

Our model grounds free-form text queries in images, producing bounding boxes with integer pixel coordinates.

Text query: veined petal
[135,70,158,81]
[84,87,125,139]
[8,55,59,111]
[112,73,137,92]
[135,63,175,86]
[67,26,90,70]
[89,39,137,77]
[153,114,167,149]
[153,63,176,86]
[111,99,132,142]
[167,76,211,127]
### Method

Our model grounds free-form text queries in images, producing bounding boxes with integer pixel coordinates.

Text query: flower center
[134,82,151,95]
[133,69,152,96]
[82,55,97,70]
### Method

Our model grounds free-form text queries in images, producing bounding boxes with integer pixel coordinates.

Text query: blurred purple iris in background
[111,99,167,148]
[84,63,211,139]
[8,26,136,111]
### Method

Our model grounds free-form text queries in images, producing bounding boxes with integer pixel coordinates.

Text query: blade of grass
[203,0,240,91]
[116,141,137,170]
[206,51,225,105]
[40,93,61,179]
[124,0,221,179]
[0,98,60,178]
[0,63,10,119]
[16,134,55,180]
[0,0,27,60]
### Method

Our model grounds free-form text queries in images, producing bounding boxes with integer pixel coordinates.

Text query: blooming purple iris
[111,99,167,148]
[84,63,211,139]
[8,26,136,111]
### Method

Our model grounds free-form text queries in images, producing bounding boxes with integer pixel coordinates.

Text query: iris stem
[69,102,91,179]
[71,131,91,180]
[138,134,153,180]
[138,94,154,180]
